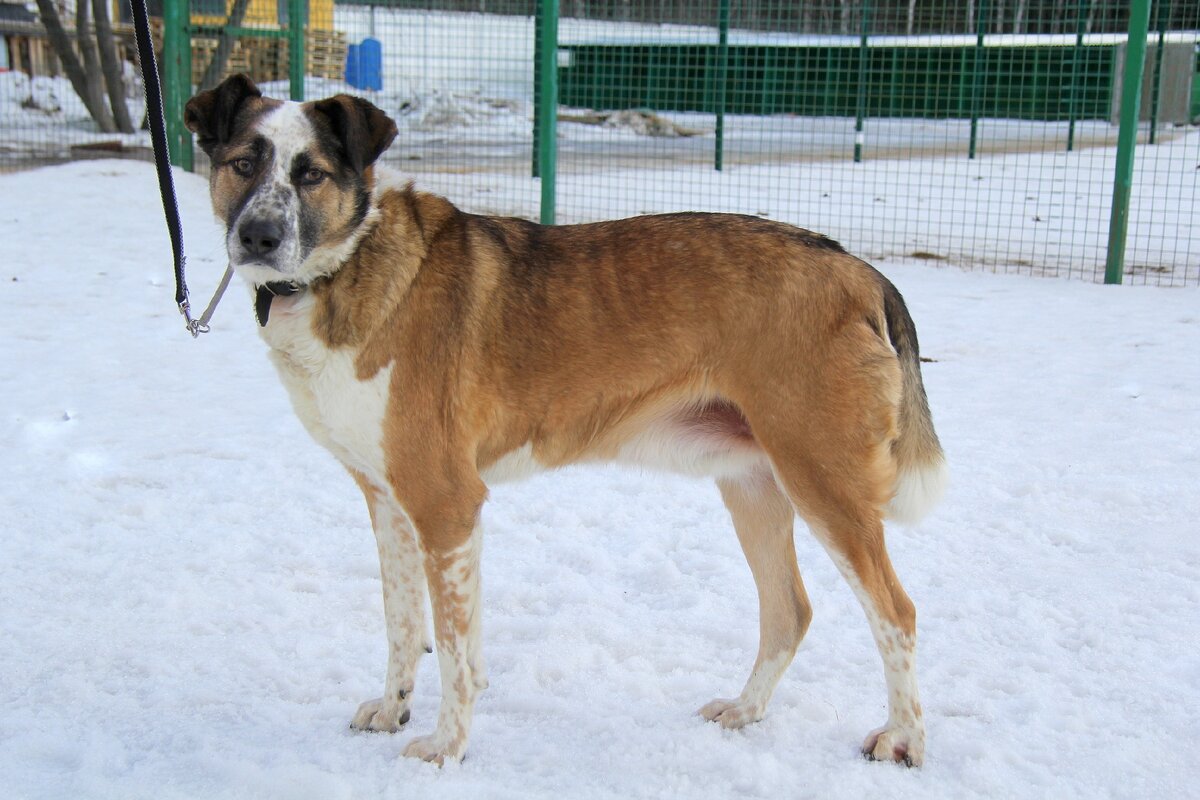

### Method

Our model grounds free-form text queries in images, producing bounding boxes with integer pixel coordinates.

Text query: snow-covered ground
[1,159,1198,799]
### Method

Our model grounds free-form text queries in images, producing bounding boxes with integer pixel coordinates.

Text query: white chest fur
[261,297,394,489]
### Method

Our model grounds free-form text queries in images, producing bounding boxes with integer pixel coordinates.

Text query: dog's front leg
[348,472,431,733]
[399,485,487,766]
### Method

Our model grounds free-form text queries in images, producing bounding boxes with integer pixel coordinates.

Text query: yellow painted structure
[189,0,335,32]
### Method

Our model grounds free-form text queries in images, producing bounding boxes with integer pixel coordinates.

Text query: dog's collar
[254,281,304,327]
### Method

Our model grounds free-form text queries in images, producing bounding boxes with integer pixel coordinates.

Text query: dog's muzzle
[238,217,285,259]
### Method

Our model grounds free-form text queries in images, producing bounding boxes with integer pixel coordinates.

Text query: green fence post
[536,0,558,225]
[162,0,193,171]
[1066,0,1089,152]
[968,0,989,159]
[288,0,306,101]
[532,3,542,179]
[1148,0,1169,145]
[182,18,192,169]
[853,0,870,163]
[1104,0,1152,285]
[285,0,304,100]
[714,0,729,171]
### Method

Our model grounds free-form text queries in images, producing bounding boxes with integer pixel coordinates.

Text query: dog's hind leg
[801,507,924,767]
[699,470,811,729]
[743,326,926,766]
[348,472,431,733]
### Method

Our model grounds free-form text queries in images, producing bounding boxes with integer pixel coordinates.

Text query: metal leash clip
[178,265,235,338]
[179,298,211,337]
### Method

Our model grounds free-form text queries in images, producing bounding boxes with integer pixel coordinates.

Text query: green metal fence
[558,42,1120,120]
[3,0,1197,285]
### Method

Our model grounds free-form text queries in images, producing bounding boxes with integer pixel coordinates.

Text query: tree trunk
[74,0,117,132]
[91,0,134,133]
[1013,0,1028,33]
[35,0,116,132]
[199,0,255,91]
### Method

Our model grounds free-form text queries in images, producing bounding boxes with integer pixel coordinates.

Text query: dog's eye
[230,158,254,176]
[301,168,326,186]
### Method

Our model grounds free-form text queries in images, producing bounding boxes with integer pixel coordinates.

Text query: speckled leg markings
[825,546,925,767]
[700,474,812,729]
[402,526,484,765]
[349,479,432,733]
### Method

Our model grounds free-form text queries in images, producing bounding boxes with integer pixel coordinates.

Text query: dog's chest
[263,309,394,487]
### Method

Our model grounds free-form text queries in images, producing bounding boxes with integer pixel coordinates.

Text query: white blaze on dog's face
[183,74,398,286]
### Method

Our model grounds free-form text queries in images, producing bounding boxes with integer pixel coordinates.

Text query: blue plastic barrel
[345,38,383,91]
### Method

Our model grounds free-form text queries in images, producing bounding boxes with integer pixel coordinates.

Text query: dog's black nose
[238,218,284,257]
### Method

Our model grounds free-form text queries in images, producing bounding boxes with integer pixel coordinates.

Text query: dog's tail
[878,277,947,525]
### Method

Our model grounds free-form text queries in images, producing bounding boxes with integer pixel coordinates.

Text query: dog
[185,74,946,767]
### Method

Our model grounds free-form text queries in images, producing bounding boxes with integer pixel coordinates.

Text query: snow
[1,155,1198,799]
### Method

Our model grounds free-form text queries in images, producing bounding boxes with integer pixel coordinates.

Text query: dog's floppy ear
[309,95,398,173]
[184,74,263,155]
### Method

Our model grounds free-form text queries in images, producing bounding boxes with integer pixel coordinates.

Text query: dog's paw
[402,733,465,766]
[698,697,764,730]
[861,724,924,767]
[350,698,411,733]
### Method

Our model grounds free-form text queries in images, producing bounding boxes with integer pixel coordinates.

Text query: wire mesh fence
[546,0,1199,286]
[1,0,1197,284]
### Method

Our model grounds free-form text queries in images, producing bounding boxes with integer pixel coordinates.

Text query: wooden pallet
[133,21,346,86]
[190,37,259,86]
[275,30,349,81]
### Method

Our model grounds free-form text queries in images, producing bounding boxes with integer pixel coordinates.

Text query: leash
[128,0,233,337]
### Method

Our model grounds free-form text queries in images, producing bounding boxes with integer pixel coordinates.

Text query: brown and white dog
[185,74,946,767]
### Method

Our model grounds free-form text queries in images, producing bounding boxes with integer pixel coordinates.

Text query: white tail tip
[886,458,948,525]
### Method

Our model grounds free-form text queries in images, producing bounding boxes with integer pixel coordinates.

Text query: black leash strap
[129,0,220,337]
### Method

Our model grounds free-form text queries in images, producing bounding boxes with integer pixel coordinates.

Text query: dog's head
[184,74,398,286]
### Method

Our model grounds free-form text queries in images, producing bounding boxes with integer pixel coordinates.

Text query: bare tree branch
[1014,0,1029,33]
[34,0,115,131]
[199,0,255,92]
[75,0,117,132]
[92,0,135,133]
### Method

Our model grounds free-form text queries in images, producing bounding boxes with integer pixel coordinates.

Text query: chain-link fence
[2,1,1197,284]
